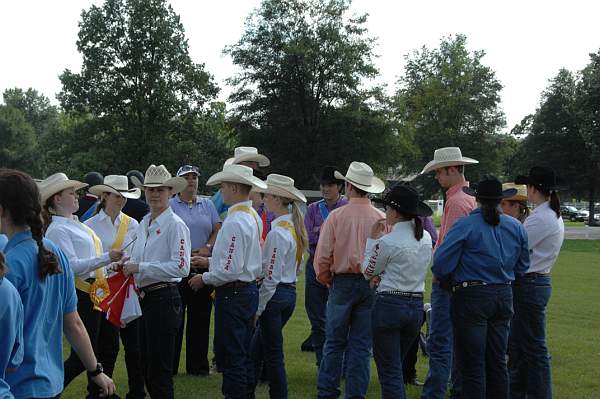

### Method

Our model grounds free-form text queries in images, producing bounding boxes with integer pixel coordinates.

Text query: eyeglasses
[177,165,200,177]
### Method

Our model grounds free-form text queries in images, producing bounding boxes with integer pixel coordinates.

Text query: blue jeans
[214,284,259,399]
[452,284,513,399]
[421,282,453,399]
[317,274,374,399]
[305,257,330,365]
[372,294,423,399]
[509,275,552,399]
[253,285,296,398]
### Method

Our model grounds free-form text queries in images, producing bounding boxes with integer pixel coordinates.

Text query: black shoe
[301,334,315,352]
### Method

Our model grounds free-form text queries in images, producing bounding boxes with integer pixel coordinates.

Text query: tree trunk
[588,176,597,226]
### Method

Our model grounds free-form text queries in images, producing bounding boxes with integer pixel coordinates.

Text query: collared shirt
[432,208,530,284]
[129,207,191,288]
[84,210,139,251]
[257,214,299,316]
[4,231,77,398]
[523,201,564,274]
[169,195,220,249]
[437,181,476,248]
[0,277,23,399]
[314,197,386,286]
[45,215,111,278]
[203,200,263,287]
[362,221,432,293]
[422,216,438,246]
[257,203,276,237]
[304,196,349,257]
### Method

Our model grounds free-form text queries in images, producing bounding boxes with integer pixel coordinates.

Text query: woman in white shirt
[39,172,123,398]
[121,164,190,399]
[252,174,308,399]
[85,175,145,399]
[361,185,433,399]
[510,166,564,399]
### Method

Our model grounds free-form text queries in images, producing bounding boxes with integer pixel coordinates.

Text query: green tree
[0,105,39,174]
[3,88,59,137]
[393,34,509,197]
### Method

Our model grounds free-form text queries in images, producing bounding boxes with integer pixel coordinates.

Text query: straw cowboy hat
[131,165,187,194]
[38,173,88,203]
[334,162,385,194]
[373,185,433,217]
[254,174,307,203]
[463,175,517,200]
[89,175,141,199]
[206,164,268,190]
[502,183,528,202]
[224,146,270,167]
[421,147,479,174]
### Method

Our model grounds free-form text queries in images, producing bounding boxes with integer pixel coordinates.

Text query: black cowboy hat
[373,185,433,217]
[514,166,559,191]
[319,166,344,185]
[463,175,517,200]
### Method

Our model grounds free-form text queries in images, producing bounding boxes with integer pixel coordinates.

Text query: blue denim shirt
[432,208,530,284]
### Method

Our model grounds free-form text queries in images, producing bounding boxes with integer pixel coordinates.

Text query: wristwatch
[87,362,103,377]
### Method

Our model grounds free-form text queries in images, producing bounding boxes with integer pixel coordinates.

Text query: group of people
[0,144,564,399]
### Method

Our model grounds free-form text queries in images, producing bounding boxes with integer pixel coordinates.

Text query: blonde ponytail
[290,201,308,265]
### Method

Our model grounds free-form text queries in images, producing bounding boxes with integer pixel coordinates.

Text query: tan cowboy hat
[89,175,141,199]
[502,183,528,202]
[224,146,270,167]
[131,165,187,194]
[421,147,479,174]
[253,174,306,203]
[38,173,88,203]
[334,162,385,194]
[206,164,268,189]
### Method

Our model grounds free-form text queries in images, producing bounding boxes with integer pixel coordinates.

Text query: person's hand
[122,262,139,276]
[370,275,381,289]
[109,249,124,262]
[91,372,116,397]
[188,274,205,291]
[196,246,212,257]
[369,218,387,239]
[191,256,209,269]
[253,314,260,327]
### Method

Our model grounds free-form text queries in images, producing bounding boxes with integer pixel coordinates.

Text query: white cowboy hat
[131,165,187,194]
[334,162,385,194]
[253,174,306,203]
[38,173,88,203]
[224,146,270,167]
[89,175,141,199]
[421,147,479,174]
[206,164,268,189]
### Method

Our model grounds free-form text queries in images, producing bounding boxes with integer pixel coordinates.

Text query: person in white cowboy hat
[187,164,267,399]
[84,175,145,399]
[420,146,478,399]
[211,146,271,218]
[249,174,308,397]
[119,164,190,399]
[313,161,386,399]
[39,172,124,398]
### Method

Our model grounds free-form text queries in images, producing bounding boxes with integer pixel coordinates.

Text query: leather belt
[378,290,423,298]
[220,280,254,288]
[523,272,549,278]
[278,282,296,289]
[139,282,177,298]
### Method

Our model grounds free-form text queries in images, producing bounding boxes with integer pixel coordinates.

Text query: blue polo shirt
[0,277,23,399]
[170,195,220,250]
[0,234,7,251]
[432,208,530,284]
[4,231,77,398]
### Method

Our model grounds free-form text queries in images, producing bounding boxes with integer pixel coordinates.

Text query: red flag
[99,272,141,327]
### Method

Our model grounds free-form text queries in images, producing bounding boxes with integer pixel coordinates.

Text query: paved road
[565,226,600,240]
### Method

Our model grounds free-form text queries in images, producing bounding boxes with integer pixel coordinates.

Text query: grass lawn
[62,240,600,398]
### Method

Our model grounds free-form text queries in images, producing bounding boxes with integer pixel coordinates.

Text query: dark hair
[0,252,6,278]
[93,195,108,216]
[479,198,501,226]
[532,186,561,218]
[349,183,368,197]
[396,211,424,241]
[445,165,464,174]
[0,169,61,279]
[234,183,253,195]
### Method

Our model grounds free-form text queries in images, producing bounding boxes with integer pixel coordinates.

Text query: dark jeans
[253,285,296,398]
[509,275,552,399]
[305,257,329,366]
[214,283,259,399]
[64,289,120,399]
[173,276,213,375]
[372,294,423,399]
[451,284,513,399]
[139,285,182,399]
[120,317,146,399]
[402,310,426,383]
[317,274,374,399]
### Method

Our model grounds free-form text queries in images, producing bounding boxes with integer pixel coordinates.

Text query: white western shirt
[257,214,299,316]
[361,221,432,293]
[523,201,565,274]
[84,210,139,251]
[129,207,191,288]
[45,215,110,279]
[202,200,262,287]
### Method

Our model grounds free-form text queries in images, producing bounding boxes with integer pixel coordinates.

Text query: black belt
[523,272,549,278]
[279,282,296,289]
[378,290,423,298]
[139,282,178,296]
[220,280,255,288]
[333,273,362,278]
[451,281,510,293]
